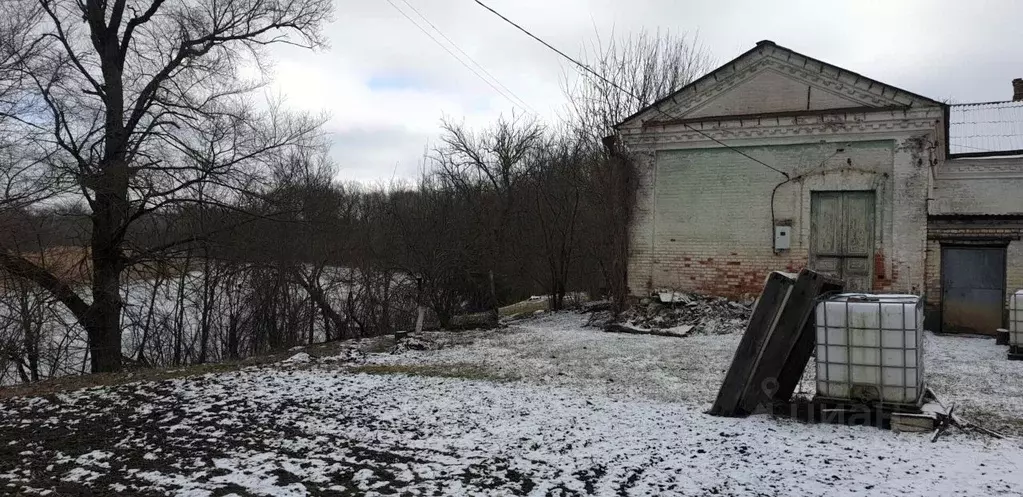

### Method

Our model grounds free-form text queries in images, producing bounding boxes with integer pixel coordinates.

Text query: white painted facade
[618,41,944,299]
[931,157,1023,215]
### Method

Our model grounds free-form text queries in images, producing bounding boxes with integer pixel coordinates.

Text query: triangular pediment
[619,41,941,127]
[680,67,877,118]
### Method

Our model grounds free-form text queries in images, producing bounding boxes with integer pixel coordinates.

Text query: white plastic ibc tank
[1011,290,1023,348]
[814,294,924,405]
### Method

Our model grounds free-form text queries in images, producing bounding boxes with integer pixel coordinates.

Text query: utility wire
[473,0,789,179]
[385,0,533,114]
[397,0,537,114]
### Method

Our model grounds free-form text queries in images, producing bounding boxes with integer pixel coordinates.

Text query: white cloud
[262,0,1023,182]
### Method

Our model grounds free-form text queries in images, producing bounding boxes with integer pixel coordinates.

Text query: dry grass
[0,360,251,400]
[0,335,395,400]
[11,246,92,284]
[1,246,205,290]
[348,363,516,382]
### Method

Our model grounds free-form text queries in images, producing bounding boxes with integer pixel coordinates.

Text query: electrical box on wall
[774,225,791,250]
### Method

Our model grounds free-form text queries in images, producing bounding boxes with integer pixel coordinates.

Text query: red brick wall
[641,247,904,300]
[647,250,808,299]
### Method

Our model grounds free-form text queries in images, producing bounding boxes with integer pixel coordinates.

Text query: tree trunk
[197,258,214,364]
[13,355,29,384]
[226,312,240,360]
[488,270,499,325]
[171,253,190,367]
[299,277,347,339]
[86,20,132,373]
[136,274,164,366]
[87,195,125,372]
[18,290,41,382]
[308,298,315,345]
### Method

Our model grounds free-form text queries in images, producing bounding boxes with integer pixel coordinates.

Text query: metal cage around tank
[1011,290,1023,355]
[814,294,925,407]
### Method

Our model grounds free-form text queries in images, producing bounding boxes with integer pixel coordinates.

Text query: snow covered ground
[1,313,1021,496]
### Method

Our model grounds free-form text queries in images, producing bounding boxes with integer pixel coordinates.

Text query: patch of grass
[349,363,516,382]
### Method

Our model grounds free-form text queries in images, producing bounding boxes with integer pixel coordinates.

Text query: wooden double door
[809,191,875,292]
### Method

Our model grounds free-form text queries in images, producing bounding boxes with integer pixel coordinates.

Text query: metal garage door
[941,246,1005,335]
[810,191,875,292]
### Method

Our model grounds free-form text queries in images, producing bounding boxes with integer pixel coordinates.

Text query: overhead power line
[473,0,789,179]
[384,0,536,115]
[396,0,537,114]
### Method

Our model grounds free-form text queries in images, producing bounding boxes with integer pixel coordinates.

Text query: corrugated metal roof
[949,101,1023,156]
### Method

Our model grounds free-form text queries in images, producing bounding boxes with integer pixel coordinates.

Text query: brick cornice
[937,158,1023,179]
[621,112,940,149]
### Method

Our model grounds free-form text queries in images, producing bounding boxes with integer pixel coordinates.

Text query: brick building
[617,40,1023,334]
[926,97,1023,333]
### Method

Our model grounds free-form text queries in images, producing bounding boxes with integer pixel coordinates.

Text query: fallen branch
[952,413,1008,440]
[929,390,1009,441]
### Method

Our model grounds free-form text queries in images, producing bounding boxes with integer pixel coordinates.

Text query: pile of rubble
[392,335,441,354]
[610,292,753,337]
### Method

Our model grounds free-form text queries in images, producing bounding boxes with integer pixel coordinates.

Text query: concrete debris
[614,293,753,336]
[320,348,366,363]
[657,291,692,304]
[282,352,312,364]
[392,334,444,354]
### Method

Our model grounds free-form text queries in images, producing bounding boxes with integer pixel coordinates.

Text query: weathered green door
[810,191,875,292]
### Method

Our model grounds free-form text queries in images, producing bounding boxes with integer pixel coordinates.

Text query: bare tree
[386,177,476,328]
[556,29,710,311]
[0,0,333,372]
[435,114,544,195]
[270,152,358,341]
[433,114,544,312]
[0,3,65,214]
[525,134,588,311]
[564,28,713,146]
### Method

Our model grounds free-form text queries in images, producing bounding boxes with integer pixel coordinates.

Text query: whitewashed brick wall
[627,136,934,298]
[932,166,1023,215]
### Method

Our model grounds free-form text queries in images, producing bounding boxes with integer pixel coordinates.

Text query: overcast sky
[267,0,1023,182]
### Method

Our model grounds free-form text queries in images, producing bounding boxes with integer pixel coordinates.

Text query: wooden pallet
[771,396,930,431]
[890,412,939,433]
[812,394,926,413]
[1010,345,1023,361]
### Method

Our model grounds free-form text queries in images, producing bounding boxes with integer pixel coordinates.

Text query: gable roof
[617,40,943,128]
[949,100,1023,157]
